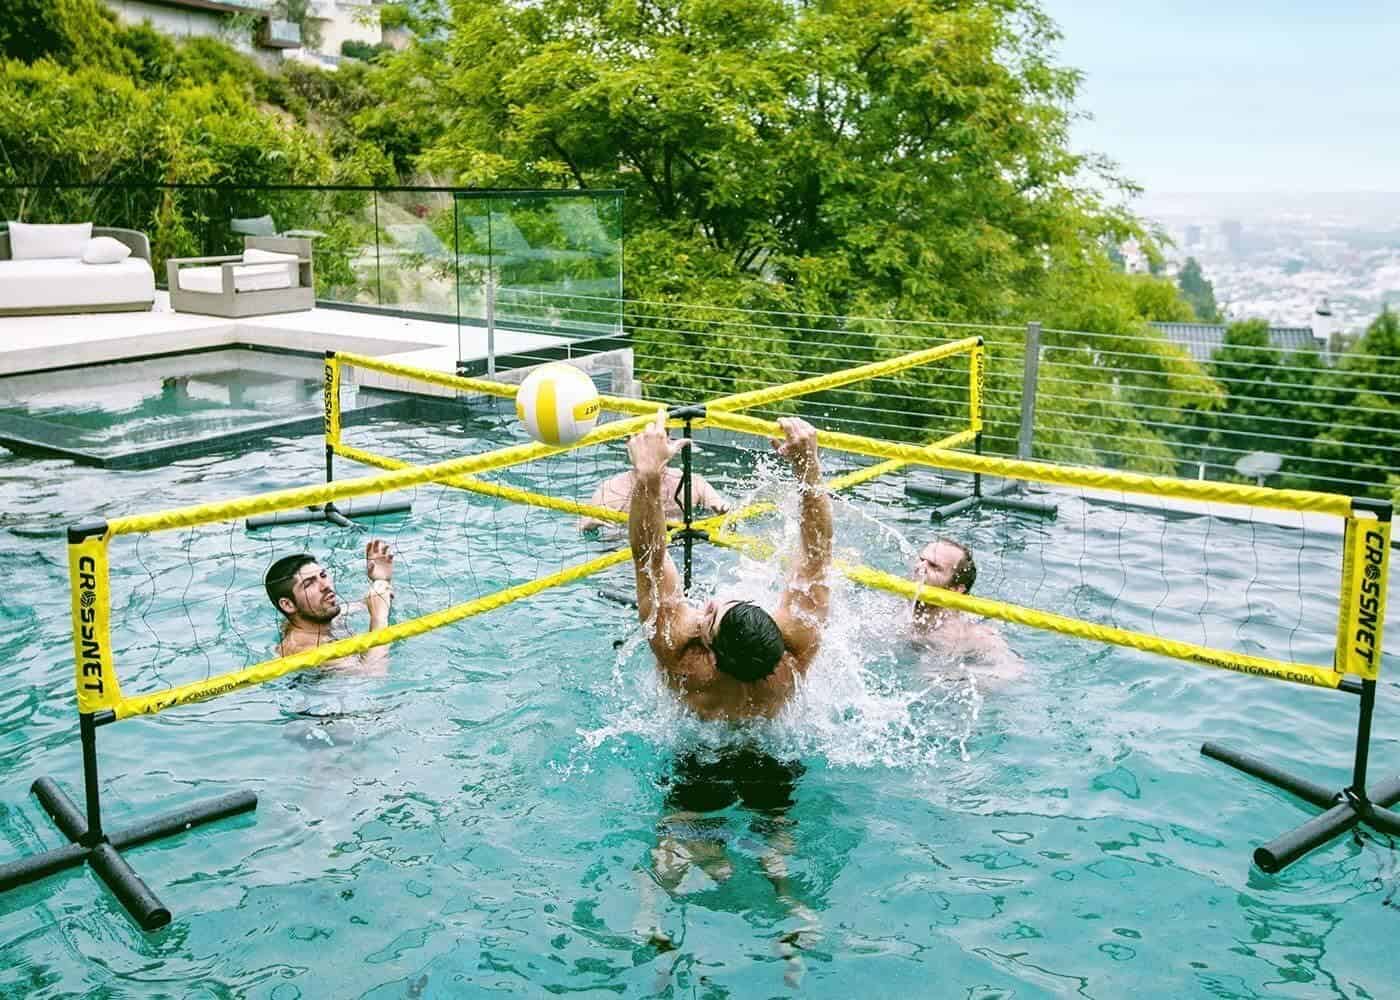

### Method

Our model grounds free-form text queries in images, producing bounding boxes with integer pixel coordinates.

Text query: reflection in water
[643,743,816,985]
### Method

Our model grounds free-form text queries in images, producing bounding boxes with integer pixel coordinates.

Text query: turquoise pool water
[0,411,1397,999]
[0,350,414,468]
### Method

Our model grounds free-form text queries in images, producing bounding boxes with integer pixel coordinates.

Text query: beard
[299,601,340,625]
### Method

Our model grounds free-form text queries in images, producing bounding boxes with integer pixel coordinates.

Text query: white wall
[309,1,383,56]
[103,0,384,68]
[105,1,252,51]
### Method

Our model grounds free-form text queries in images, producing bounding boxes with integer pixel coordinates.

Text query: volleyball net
[68,336,986,723]
[67,333,1390,727]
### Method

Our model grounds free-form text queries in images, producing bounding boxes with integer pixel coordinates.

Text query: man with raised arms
[626,411,833,973]
[265,540,395,675]
[579,465,731,532]
[627,410,833,719]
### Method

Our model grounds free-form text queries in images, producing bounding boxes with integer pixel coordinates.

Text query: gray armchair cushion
[230,215,278,237]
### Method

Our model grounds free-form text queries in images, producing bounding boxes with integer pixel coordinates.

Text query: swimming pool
[0,412,1397,998]
[0,350,429,469]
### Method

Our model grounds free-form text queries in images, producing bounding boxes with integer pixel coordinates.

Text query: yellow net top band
[702,411,1354,517]
[707,336,980,413]
[334,351,657,416]
[704,530,1344,690]
[108,409,666,536]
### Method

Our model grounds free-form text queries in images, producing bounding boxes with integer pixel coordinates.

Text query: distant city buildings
[1120,237,1150,274]
[1221,219,1243,257]
[1135,197,1400,335]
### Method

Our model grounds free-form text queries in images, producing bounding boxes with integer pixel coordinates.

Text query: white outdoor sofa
[167,236,315,318]
[0,226,156,316]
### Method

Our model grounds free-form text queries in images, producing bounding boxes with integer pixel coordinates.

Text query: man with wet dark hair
[626,410,832,720]
[627,411,831,970]
[265,540,394,674]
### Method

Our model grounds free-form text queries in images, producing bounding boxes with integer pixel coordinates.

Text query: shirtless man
[579,466,730,531]
[265,540,395,675]
[627,411,831,974]
[911,537,1022,679]
[628,411,832,720]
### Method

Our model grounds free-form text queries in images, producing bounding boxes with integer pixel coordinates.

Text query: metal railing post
[486,270,497,377]
[1017,321,1042,461]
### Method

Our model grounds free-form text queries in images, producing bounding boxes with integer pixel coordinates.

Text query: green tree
[0,0,135,72]
[1311,310,1400,498]
[1177,257,1221,322]
[1208,319,1284,473]
[392,0,1225,472]
[418,0,1139,315]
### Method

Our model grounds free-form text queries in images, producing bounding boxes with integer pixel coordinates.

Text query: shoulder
[657,638,716,687]
[279,632,313,658]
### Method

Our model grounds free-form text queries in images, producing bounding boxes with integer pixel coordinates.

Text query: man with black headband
[627,410,832,720]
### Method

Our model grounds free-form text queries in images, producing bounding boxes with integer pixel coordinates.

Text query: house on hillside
[1150,322,1328,365]
[102,0,393,68]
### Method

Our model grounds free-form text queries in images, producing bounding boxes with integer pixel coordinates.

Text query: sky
[1038,1,1400,195]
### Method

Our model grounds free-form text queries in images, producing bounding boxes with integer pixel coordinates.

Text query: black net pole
[1352,679,1377,797]
[78,713,102,848]
[973,430,983,499]
[682,414,694,593]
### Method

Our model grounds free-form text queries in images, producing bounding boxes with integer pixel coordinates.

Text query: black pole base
[907,480,1058,522]
[1201,742,1400,873]
[0,778,257,930]
[246,498,412,530]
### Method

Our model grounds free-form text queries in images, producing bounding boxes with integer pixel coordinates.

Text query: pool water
[0,412,1397,999]
[0,350,415,468]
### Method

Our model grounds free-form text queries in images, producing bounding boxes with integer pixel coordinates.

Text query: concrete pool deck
[0,293,606,388]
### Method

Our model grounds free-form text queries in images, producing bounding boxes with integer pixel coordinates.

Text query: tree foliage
[419,0,1143,316]
[1311,310,1400,496]
[3,0,1391,496]
[1177,257,1221,322]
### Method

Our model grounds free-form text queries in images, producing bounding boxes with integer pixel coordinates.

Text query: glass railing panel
[455,191,623,371]
[374,189,459,316]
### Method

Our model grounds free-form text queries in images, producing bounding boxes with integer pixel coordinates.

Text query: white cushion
[242,247,298,264]
[0,256,154,309]
[81,236,133,265]
[7,221,93,260]
[177,262,294,294]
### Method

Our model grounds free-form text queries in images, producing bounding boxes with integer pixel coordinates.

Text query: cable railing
[0,182,1389,500]
[486,290,1398,501]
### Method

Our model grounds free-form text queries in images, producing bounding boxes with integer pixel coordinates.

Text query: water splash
[571,456,987,774]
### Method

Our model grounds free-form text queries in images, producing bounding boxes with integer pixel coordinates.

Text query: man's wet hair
[711,601,785,682]
[265,553,317,617]
[939,537,977,593]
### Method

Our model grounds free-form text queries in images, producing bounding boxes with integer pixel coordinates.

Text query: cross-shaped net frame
[68,336,1388,727]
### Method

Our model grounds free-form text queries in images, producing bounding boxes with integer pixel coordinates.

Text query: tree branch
[546,136,587,188]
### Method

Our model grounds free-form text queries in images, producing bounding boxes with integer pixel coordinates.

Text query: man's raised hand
[627,410,691,480]
[774,417,820,485]
[366,539,394,581]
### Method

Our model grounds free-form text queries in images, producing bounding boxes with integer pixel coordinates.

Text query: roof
[1149,322,1323,364]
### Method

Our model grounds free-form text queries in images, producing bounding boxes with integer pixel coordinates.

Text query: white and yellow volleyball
[515,362,601,446]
